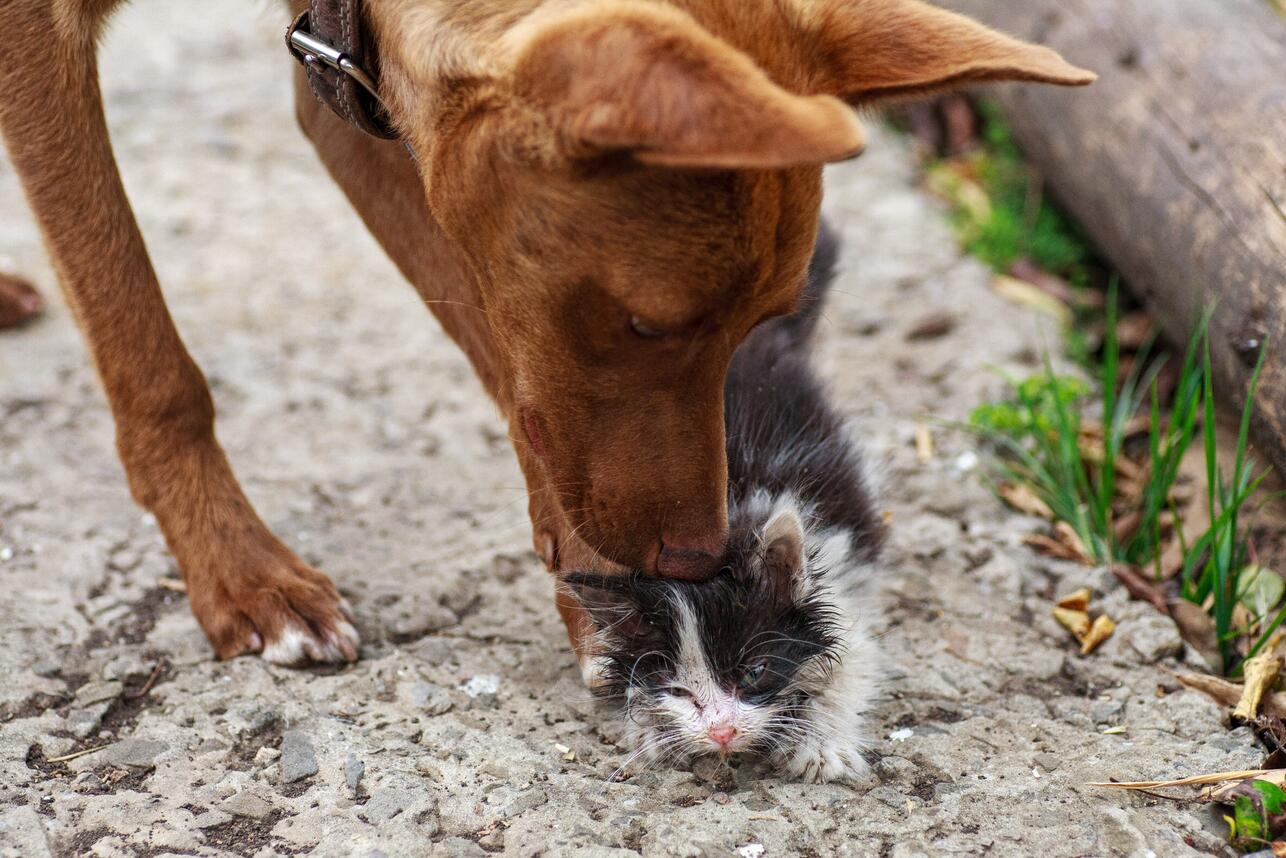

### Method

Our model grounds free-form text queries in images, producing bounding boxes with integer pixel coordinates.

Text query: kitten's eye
[665,685,695,700]
[739,662,767,689]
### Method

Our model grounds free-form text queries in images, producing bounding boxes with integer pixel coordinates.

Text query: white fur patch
[262,626,309,665]
[261,620,360,666]
[580,655,612,690]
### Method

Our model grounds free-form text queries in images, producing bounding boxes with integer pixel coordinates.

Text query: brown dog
[0,0,1091,667]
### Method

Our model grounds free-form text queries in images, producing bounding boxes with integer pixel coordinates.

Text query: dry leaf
[1177,673,1286,719]
[1116,312,1155,351]
[1080,615,1116,654]
[999,483,1054,519]
[943,625,975,663]
[1023,533,1081,561]
[1113,456,1145,482]
[925,164,991,223]
[1008,259,1102,310]
[1115,476,1148,506]
[1158,537,1187,580]
[1110,564,1170,614]
[1113,511,1144,545]
[941,95,978,155]
[1057,588,1093,612]
[990,275,1073,326]
[1078,437,1105,465]
[1206,769,1286,802]
[1091,769,1275,790]
[1053,607,1091,638]
[915,425,935,464]
[1232,603,1255,635]
[905,312,957,342]
[1235,639,1285,721]
[1169,599,1222,668]
[1054,522,1094,565]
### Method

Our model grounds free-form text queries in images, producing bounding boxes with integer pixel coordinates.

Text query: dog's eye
[629,315,668,339]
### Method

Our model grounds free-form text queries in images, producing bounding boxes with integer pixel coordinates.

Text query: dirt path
[0,2,1249,856]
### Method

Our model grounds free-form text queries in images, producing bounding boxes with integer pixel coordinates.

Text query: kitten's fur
[565,225,886,782]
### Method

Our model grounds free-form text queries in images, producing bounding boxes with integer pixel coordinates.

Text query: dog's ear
[509,4,865,169]
[801,0,1095,104]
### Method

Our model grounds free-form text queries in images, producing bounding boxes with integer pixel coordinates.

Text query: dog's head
[373,0,1093,578]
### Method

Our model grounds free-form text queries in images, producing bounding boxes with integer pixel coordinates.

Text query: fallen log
[937,0,1286,477]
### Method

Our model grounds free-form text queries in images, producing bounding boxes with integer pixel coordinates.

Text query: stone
[480,760,509,779]
[1089,698,1125,724]
[345,753,365,794]
[439,838,486,858]
[504,788,549,818]
[71,772,105,792]
[403,682,454,716]
[253,746,280,765]
[98,738,167,768]
[279,730,318,783]
[0,807,53,858]
[869,787,918,809]
[1033,752,1062,772]
[73,680,122,707]
[192,810,232,829]
[222,792,274,821]
[70,735,168,766]
[100,654,149,681]
[390,604,458,641]
[1127,614,1184,663]
[357,788,414,823]
[1210,727,1257,752]
[459,675,500,698]
[64,703,111,740]
[691,757,728,784]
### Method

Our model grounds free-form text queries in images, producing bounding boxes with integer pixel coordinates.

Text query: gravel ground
[0,2,1255,856]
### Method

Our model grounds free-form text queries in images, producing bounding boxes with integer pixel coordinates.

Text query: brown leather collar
[286,0,397,140]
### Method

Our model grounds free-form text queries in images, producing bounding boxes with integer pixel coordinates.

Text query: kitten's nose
[708,724,738,748]
[657,531,726,581]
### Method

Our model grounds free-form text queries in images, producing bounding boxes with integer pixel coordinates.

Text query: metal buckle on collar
[288,19,383,103]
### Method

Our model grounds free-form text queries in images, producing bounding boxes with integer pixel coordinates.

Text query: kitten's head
[564,507,845,762]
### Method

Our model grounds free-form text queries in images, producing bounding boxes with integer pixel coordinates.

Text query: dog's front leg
[292,75,611,668]
[0,1,357,665]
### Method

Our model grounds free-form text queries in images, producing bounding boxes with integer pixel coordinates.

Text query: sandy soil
[0,2,1252,856]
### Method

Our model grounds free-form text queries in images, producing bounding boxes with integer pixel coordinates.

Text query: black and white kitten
[564,226,887,783]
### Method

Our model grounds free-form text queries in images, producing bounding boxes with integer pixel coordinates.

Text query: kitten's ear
[762,508,808,598]
[802,0,1095,105]
[563,574,649,640]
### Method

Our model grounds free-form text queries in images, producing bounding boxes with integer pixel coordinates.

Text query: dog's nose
[656,531,725,581]
[708,724,737,748]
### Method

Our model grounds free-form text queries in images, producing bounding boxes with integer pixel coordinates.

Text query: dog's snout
[656,530,727,581]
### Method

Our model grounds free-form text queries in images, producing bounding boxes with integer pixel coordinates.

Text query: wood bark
[937,0,1286,476]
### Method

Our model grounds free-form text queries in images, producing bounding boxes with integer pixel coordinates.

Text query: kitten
[564,225,887,783]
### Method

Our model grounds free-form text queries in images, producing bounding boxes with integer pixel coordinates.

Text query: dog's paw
[261,599,360,666]
[774,734,869,783]
[188,552,360,666]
